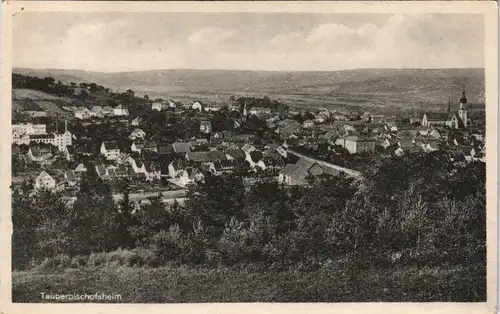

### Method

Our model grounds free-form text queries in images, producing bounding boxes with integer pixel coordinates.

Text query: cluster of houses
[12,121,73,152]
[74,104,129,119]
[14,89,486,194]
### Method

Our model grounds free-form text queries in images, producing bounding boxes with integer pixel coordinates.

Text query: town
[11,74,486,211]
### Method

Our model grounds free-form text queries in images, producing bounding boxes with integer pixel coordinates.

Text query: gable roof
[37,170,54,181]
[66,170,77,182]
[398,139,414,149]
[344,135,375,142]
[172,142,192,153]
[95,164,107,176]
[424,112,450,121]
[131,128,145,135]
[226,149,246,160]
[187,151,225,163]
[241,143,256,153]
[103,141,119,150]
[214,160,237,171]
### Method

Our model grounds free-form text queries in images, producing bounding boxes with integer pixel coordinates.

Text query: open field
[13,260,485,303]
[12,88,78,116]
[14,68,485,114]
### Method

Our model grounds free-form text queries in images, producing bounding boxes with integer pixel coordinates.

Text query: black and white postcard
[0,1,498,314]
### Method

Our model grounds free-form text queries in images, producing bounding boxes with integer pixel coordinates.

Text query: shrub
[70,255,87,268]
[88,252,107,267]
[131,247,159,267]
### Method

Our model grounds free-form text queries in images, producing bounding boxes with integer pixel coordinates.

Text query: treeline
[12,74,74,97]
[232,96,289,113]
[13,151,485,281]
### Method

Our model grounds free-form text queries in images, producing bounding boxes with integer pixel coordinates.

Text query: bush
[70,255,88,268]
[88,252,107,267]
[38,254,71,270]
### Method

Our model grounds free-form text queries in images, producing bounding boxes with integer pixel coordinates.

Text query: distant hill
[13,67,485,114]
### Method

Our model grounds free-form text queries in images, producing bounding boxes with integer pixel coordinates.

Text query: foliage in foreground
[12,151,486,301]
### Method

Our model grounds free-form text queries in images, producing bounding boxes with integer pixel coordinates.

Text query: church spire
[460,86,467,105]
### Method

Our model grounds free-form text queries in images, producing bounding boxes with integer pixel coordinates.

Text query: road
[287,149,362,178]
[112,189,187,203]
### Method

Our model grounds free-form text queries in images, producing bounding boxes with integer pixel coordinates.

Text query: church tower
[458,88,468,127]
[242,101,247,122]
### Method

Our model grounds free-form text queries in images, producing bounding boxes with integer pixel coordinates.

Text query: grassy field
[12,88,77,116]
[13,261,485,303]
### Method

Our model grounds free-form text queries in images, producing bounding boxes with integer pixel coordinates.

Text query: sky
[13,12,484,72]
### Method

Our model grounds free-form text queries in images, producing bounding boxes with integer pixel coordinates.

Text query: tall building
[458,88,468,128]
[422,88,469,129]
[13,120,72,151]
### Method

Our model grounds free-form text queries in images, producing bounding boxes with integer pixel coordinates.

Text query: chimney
[65,120,68,132]
[448,96,451,113]
[55,113,59,133]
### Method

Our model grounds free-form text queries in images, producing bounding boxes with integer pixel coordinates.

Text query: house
[204,106,220,112]
[210,160,238,175]
[63,145,76,161]
[131,141,144,153]
[168,159,187,178]
[395,139,419,156]
[102,106,114,116]
[12,123,47,136]
[456,145,476,162]
[343,123,363,135]
[143,162,162,180]
[192,101,203,111]
[74,163,87,173]
[245,150,266,170]
[303,120,315,128]
[186,151,226,164]
[158,145,175,156]
[222,131,234,141]
[338,135,376,154]
[225,149,247,161]
[384,122,398,133]
[317,108,330,118]
[101,141,121,160]
[95,164,110,180]
[74,107,91,120]
[189,139,210,151]
[379,138,398,150]
[371,114,386,123]
[27,146,53,163]
[90,106,103,117]
[429,129,443,139]
[249,107,271,116]
[424,140,443,152]
[241,144,256,154]
[314,115,327,124]
[35,171,56,190]
[168,160,204,187]
[278,158,325,186]
[167,99,177,108]
[142,142,158,153]
[200,120,212,134]
[172,142,192,154]
[210,132,224,144]
[263,144,288,159]
[262,155,286,169]
[152,102,163,111]
[131,117,142,126]
[65,170,78,187]
[129,128,146,140]
[113,105,129,116]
